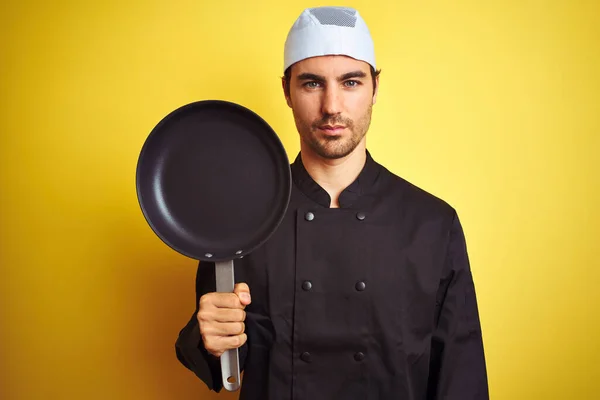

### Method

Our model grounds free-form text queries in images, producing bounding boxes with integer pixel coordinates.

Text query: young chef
[175,6,489,399]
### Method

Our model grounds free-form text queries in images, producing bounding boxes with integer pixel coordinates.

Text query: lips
[319,125,346,133]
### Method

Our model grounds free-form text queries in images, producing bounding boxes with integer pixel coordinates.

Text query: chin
[300,128,365,160]
[312,140,359,160]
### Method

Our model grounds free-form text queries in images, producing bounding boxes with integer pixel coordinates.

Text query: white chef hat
[283,6,376,73]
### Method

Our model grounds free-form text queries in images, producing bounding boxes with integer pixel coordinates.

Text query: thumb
[234,282,251,306]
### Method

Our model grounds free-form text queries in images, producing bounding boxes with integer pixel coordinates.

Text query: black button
[305,212,315,221]
[302,281,312,291]
[355,281,366,291]
[354,352,365,361]
[356,212,366,221]
[301,352,311,362]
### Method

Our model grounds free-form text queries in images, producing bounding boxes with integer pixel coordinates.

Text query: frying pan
[136,100,291,391]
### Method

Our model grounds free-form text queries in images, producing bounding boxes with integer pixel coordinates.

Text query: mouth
[318,125,346,134]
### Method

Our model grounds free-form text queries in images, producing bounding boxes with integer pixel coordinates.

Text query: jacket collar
[290,149,381,208]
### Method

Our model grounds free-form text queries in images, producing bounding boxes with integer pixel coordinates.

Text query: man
[175,6,489,399]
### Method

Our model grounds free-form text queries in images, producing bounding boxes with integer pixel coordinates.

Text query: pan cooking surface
[136,101,291,261]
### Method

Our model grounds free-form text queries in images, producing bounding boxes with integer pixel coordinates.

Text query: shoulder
[376,162,457,224]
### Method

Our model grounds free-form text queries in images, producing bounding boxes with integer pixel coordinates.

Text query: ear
[372,75,380,105]
[282,77,292,108]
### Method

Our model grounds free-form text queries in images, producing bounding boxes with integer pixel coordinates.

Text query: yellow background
[1,1,598,399]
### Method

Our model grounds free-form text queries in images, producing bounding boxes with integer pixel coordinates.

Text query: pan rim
[135,99,292,262]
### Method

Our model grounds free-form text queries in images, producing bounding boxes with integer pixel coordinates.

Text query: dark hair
[283,65,381,98]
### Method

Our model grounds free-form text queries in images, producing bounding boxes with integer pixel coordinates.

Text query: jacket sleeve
[427,211,489,399]
[174,260,248,392]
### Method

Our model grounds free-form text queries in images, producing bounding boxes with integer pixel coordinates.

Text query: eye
[344,80,361,88]
[304,81,321,89]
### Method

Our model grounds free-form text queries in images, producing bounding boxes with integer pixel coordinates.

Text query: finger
[203,292,245,309]
[205,333,248,357]
[213,308,247,323]
[218,333,248,350]
[234,283,251,306]
[202,321,245,337]
[199,308,246,323]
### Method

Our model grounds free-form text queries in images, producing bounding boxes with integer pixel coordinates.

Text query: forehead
[291,55,370,77]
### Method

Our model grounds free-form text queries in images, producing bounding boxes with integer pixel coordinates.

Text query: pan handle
[215,260,241,391]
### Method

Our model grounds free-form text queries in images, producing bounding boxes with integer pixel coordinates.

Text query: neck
[300,142,367,208]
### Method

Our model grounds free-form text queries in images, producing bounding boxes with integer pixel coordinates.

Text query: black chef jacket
[175,150,489,400]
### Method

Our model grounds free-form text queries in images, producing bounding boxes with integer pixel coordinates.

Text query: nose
[321,86,342,116]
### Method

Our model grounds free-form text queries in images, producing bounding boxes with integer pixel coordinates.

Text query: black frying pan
[136,100,291,391]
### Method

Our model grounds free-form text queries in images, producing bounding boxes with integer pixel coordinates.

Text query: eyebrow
[296,70,367,82]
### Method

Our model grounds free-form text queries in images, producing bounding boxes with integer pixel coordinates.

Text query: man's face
[283,55,378,160]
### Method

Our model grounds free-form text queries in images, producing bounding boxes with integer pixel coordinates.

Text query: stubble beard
[296,104,373,160]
